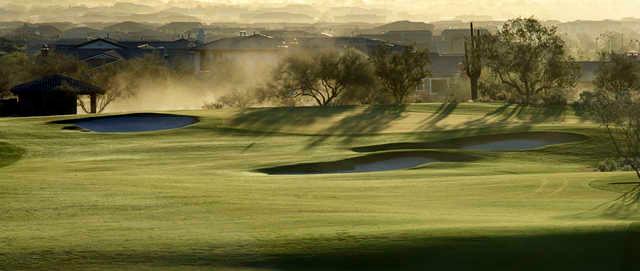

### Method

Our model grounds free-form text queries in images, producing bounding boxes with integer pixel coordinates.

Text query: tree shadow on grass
[457,104,568,130]
[564,180,640,221]
[405,104,534,143]
[243,230,638,271]
[412,103,523,137]
[0,141,25,168]
[594,185,640,220]
[461,104,567,128]
[6,229,637,271]
[421,101,459,127]
[305,105,407,149]
[227,106,357,135]
[407,104,574,143]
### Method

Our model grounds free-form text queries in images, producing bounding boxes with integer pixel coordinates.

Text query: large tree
[370,45,430,104]
[587,53,640,204]
[0,53,29,98]
[272,49,373,106]
[0,52,87,98]
[484,18,580,105]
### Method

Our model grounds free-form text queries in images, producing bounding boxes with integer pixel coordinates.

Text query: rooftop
[198,34,284,50]
[11,74,105,95]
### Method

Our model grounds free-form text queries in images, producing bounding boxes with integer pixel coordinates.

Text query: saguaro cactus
[464,22,483,101]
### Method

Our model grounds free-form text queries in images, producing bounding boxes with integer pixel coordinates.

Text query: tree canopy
[272,49,374,106]
[370,45,431,104]
[483,18,580,105]
[0,52,87,98]
[583,53,640,205]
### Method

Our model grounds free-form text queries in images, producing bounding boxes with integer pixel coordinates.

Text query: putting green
[0,103,638,271]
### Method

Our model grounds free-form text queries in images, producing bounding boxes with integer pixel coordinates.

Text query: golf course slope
[0,103,638,270]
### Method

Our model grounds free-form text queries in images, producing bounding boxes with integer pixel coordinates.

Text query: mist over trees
[0,52,175,112]
[251,18,584,108]
[8,13,640,110]
[79,55,172,113]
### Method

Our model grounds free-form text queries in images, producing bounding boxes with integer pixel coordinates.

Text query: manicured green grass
[0,103,638,270]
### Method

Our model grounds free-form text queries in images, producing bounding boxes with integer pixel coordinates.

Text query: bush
[479,73,570,106]
[479,72,509,102]
[413,90,435,103]
[572,90,596,117]
[540,90,568,106]
[217,89,256,108]
[202,102,224,110]
[445,77,472,102]
[202,89,257,109]
[412,77,470,103]
[596,158,635,172]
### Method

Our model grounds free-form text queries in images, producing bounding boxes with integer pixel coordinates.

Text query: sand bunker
[352,132,588,153]
[53,113,198,133]
[258,151,478,175]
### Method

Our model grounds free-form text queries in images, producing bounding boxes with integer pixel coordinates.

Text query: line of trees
[252,17,581,107]
[0,18,620,112]
[256,46,431,107]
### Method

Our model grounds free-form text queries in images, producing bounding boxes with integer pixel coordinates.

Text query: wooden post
[90,94,97,114]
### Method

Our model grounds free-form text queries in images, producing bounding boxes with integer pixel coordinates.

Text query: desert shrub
[479,71,509,102]
[540,89,569,106]
[413,91,435,103]
[216,89,256,108]
[444,77,472,102]
[202,102,224,110]
[480,71,569,105]
[572,90,597,117]
[597,158,635,172]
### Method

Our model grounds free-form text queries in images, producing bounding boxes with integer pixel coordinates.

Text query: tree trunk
[470,77,479,101]
[395,91,405,105]
[90,94,97,114]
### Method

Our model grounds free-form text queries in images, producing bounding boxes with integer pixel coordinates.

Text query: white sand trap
[258,151,478,175]
[54,113,198,133]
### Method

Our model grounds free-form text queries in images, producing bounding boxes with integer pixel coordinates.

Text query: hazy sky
[165,0,640,21]
[1,0,639,21]
[253,0,638,21]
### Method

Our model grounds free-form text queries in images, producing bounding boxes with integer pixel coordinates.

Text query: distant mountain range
[1,0,639,22]
[0,2,395,24]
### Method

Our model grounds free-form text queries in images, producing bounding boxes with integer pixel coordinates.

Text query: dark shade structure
[10,75,104,116]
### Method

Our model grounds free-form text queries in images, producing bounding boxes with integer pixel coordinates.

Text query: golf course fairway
[0,103,638,270]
